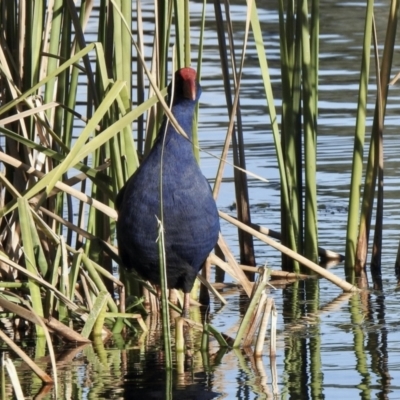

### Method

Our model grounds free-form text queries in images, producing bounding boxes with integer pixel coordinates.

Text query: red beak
[182,78,197,100]
[178,67,197,100]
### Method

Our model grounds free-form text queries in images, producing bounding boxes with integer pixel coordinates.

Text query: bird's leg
[199,258,211,304]
[182,292,191,319]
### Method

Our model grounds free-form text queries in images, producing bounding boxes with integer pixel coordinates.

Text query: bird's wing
[115,165,143,212]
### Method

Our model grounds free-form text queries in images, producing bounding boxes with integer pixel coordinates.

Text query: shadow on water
[123,366,220,400]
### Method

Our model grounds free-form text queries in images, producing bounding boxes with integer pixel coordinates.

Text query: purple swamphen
[116,67,220,317]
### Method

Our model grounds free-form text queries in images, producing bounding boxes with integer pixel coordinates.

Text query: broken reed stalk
[233,269,269,348]
[213,234,253,296]
[242,291,268,347]
[0,330,53,384]
[269,301,277,358]
[254,297,277,357]
[253,294,268,355]
[219,211,359,293]
[197,271,227,305]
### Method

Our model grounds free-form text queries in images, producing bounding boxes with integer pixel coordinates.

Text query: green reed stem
[357,0,399,278]
[158,129,173,368]
[157,215,173,368]
[301,0,319,263]
[345,0,374,276]
[192,0,207,162]
[17,199,45,337]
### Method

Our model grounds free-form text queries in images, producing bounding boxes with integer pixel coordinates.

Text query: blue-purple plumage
[116,68,220,315]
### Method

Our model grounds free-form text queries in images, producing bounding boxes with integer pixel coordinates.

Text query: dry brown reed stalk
[214,235,253,295]
[239,264,310,280]
[196,272,227,305]
[219,210,359,293]
[254,297,277,358]
[248,222,343,261]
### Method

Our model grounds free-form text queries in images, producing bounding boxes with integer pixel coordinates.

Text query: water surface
[5,0,400,399]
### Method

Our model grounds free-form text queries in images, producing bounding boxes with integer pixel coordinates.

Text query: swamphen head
[116,67,220,318]
[170,67,198,102]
